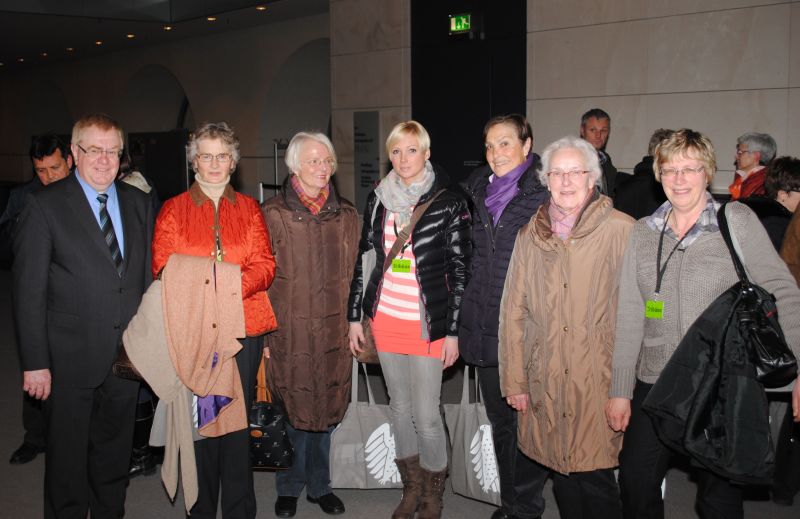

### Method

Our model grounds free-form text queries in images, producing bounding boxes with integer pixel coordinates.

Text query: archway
[260,38,331,195]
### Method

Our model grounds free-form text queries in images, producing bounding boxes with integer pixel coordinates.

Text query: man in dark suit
[14,114,153,518]
[4,135,73,466]
[580,108,618,197]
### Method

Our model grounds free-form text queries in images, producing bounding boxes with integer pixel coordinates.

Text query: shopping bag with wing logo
[330,359,403,489]
[444,365,501,505]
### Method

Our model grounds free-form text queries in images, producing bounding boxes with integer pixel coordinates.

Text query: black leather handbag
[250,357,293,470]
[718,203,798,388]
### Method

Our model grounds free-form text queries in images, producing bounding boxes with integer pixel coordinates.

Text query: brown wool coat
[261,182,359,431]
[499,194,633,474]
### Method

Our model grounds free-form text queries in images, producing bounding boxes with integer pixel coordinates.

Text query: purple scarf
[484,154,534,225]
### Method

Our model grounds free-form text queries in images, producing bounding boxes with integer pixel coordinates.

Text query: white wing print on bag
[365,422,401,485]
[470,424,500,494]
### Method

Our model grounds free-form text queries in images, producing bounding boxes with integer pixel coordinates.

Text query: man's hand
[23,369,51,400]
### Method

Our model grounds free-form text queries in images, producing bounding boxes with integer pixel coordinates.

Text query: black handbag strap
[716,203,750,285]
[380,190,445,273]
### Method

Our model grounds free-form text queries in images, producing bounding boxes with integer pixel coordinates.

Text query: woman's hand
[605,397,632,432]
[348,322,365,357]
[506,393,529,414]
[792,375,800,422]
[263,347,270,359]
[441,336,459,369]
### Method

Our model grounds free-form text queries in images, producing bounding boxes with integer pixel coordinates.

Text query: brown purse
[112,342,143,381]
[356,190,445,364]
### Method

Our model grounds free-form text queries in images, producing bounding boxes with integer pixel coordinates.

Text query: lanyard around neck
[655,209,694,294]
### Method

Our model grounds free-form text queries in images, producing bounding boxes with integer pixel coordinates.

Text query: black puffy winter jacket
[458,158,549,366]
[347,169,472,341]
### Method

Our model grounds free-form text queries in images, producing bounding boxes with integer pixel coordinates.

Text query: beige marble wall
[528,0,799,193]
[330,0,411,204]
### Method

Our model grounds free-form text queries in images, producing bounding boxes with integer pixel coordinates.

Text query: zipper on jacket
[213,203,223,262]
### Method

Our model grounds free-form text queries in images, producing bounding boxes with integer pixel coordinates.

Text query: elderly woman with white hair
[498,135,633,519]
[261,131,359,518]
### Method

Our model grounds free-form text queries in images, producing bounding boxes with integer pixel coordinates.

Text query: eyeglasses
[77,143,122,159]
[660,165,705,179]
[546,169,589,181]
[735,148,751,156]
[304,158,336,169]
[197,153,233,163]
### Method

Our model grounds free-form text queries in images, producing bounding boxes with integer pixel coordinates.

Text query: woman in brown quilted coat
[261,131,359,518]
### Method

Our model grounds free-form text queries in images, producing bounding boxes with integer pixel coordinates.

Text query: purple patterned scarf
[484,154,534,225]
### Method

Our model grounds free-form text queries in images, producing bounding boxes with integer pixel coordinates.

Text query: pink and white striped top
[376,211,421,321]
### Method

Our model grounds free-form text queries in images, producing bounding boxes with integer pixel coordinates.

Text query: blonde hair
[386,120,431,156]
[71,113,124,149]
[653,128,716,183]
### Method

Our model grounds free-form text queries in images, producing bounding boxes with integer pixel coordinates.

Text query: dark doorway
[128,130,190,202]
[411,1,526,185]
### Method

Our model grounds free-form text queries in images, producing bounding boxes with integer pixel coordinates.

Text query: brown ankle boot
[417,466,447,519]
[392,455,423,519]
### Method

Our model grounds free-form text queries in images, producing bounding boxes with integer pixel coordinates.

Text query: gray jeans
[377,351,447,471]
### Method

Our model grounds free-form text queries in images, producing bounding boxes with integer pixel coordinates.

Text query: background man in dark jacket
[580,108,617,197]
[4,134,72,465]
[614,128,672,220]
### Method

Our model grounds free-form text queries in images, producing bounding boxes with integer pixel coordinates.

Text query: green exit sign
[449,13,471,34]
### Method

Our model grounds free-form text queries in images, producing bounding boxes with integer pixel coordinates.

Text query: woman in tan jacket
[499,135,633,519]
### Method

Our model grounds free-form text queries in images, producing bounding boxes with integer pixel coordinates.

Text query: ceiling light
[207,16,217,21]
[66,47,74,52]
[126,34,135,39]
[95,40,103,46]
[163,25,172,31]
[256,5,267,11]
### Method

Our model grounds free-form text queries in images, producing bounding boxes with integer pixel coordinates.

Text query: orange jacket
[153,183,277,336]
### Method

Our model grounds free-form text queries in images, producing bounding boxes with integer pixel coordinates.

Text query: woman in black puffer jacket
[347,121,471,519]
[459,114,549,519]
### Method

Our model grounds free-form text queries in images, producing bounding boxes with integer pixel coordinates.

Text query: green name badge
[645,300,664,320]
[391,258,411,273]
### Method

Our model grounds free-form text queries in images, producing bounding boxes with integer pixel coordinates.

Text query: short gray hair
[538,136,602,187]
[737,132,777,165]
[285,132,337,174]
[187,121,240,164]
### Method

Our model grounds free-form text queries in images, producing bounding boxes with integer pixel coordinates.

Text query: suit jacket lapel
[65,174,117,266]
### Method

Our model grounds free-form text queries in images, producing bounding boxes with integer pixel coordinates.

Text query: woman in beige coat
[499,136,633,519]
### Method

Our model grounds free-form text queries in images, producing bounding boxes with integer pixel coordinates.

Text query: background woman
[152,121,276,519]
[500,136,632,519]
[262,131,359,518]
[347,120,471,519]
[740,156,800,250]
[606,129,800,519]
[459,114,549,519]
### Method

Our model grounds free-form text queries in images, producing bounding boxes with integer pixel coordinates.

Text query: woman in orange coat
[152,121,276,519]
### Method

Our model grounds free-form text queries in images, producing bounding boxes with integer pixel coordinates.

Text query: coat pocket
[641,336,671,377]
